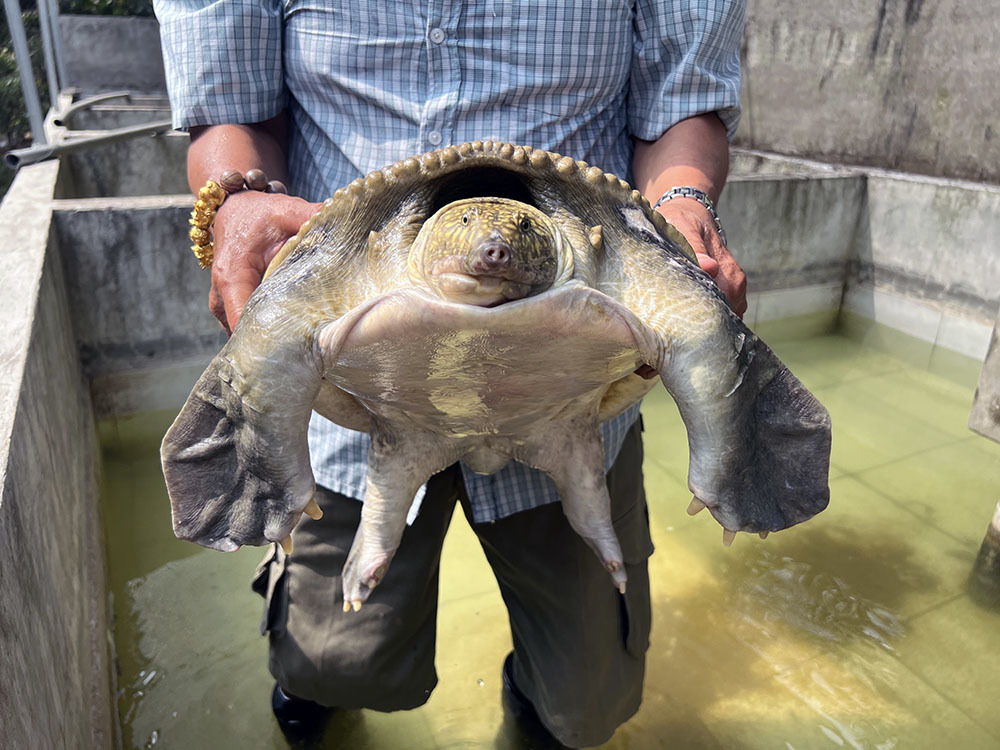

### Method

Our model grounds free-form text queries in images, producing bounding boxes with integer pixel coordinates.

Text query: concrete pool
[1,95,999,747]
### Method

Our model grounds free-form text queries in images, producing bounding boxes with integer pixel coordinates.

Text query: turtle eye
[519,217,532,232]
[461,213,469,225]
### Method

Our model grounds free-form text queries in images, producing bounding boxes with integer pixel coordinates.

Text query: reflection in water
[733,549,906,652]
[716,546,909,749]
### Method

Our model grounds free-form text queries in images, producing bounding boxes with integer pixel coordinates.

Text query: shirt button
[427,130,442,146]
[429,27,446,44]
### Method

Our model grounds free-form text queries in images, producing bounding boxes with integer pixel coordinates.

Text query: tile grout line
[879,615,1000,745]
[900,591,965,623]
[846,437,991,548]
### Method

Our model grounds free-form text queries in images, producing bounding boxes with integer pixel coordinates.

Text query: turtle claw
[303,497,324,520]
[279,535,294,555]
[605,559,627,594]
[687,496,708,515]
[341,540,391,612]
[722,528,737,547]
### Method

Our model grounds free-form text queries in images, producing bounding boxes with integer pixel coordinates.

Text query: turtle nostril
[481,243,510,267]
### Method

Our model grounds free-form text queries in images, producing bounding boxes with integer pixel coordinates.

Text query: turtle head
[409,198,573,306]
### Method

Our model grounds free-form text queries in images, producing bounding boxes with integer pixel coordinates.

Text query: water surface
[98,316,1000,748]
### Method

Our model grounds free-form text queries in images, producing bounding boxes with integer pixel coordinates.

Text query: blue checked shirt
[156,0,744,523]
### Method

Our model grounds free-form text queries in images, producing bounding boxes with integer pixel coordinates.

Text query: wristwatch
[653,186,727,247]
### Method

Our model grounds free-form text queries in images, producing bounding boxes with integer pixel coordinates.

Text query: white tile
[91,358,209,418]
[843,284,942,344]
[934,311,995,360]
[754,283,843,322]
[842,284,875,319]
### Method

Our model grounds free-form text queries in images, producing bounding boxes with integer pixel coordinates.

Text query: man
[156,1,747,746]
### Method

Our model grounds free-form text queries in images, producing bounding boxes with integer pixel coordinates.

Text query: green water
[98,314,1000,749]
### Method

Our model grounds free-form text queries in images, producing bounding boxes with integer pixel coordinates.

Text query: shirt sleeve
[154,0,286,130]
[628,0,746,141]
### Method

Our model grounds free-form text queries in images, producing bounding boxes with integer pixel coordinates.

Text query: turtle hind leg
[341,423,460,611]
[518,419,627,593]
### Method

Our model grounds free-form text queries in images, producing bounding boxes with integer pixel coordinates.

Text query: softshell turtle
[161,141,832,611]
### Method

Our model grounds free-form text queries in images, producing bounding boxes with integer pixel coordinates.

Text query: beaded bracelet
[653,186,727,247]
[188,169,288,269]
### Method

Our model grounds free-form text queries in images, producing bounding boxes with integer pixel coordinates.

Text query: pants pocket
[613,500,653,658]
[251,543,289,637]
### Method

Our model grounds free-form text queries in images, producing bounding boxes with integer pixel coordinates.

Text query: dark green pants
[253,421,653,748]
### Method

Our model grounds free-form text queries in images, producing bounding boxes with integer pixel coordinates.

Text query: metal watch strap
[653,186,728,247]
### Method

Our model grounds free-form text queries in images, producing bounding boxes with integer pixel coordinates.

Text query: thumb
[262,201,325,267]
[277,200,324,238]
[696,252,720,277]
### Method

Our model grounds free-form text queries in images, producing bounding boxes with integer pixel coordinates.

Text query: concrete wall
[0,163,114,748]
[51,196,225,416]
[54,133,190,199]
[724,152,999,360]
[738,0,1000,183]
[59,15,167,95]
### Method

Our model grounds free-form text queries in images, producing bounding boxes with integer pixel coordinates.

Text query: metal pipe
[51,90,133,128]
[42,0,66,90]
[36,0,60,108]
[3,0,47,145]
[4,119,174,171]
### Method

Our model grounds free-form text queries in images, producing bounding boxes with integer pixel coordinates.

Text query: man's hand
[655,197,748,318]
[209,191,322,333]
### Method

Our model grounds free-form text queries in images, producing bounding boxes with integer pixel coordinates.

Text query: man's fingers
[208,284,230,334]
[695,253,719,277]
[711,252,748,318]
[218,264,266,332]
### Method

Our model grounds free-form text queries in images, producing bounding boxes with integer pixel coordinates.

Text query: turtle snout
[478,242,511,272]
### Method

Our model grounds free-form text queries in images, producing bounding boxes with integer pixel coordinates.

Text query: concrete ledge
[724,151,1000,359]
[0,163,114,747]
[863,173,1000,319]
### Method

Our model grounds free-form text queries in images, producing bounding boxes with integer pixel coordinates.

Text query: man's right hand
[209,190,323,334]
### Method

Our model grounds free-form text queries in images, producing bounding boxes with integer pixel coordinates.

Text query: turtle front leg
[161,314,324,552]
[342,421,459,611]
[518,416,627,593]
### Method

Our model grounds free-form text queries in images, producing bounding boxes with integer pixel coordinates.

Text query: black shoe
[501,653,568,749]
[271,683,334,747]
